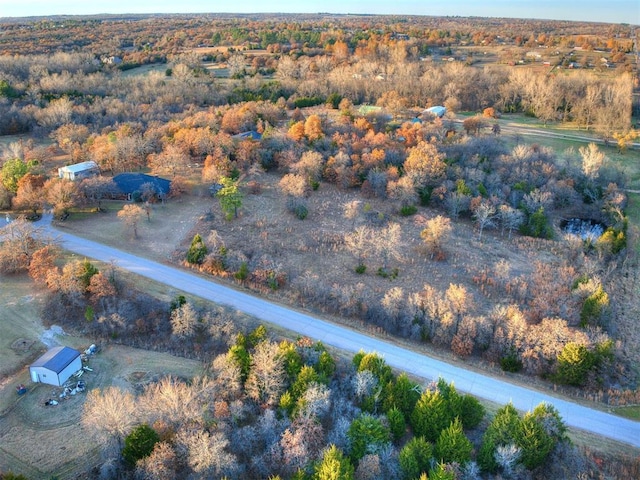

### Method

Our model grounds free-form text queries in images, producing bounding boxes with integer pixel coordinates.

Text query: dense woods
[0,12,639,480]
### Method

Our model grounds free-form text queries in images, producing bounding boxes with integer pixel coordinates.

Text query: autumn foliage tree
[12,173,45,217]
[44,177,80,218]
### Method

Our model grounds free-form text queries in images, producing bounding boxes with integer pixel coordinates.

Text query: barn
[29,346,82,386]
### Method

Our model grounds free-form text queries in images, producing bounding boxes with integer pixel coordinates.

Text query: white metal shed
[57,161,99,181]
[29,346,82,386]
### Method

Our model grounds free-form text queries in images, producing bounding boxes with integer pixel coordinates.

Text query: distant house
[100,55,123,65]
[232,130,262,141]
[112,173,172,200]
[357,105,383,116]
[58,161,99,181]
[30,346,82,386]
[423,106,447,118]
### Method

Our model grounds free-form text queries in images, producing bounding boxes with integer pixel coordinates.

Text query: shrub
[520,207,553,239]
[122,424,160,467]
[169,295,186,312]
[326,93,343,109]
[418,186,432,206]
[478,403,521,473]
[347,413,391,461]
[434,418,473,465]
[399,436,433,479]
[554,342,596,386]
[186,234,207,264]
[400,204,418,216]
[234,261,248,281]
[459,394,485,429]
[377,267,398,279]
[500,350,523,373]
[316,349,336,382]
[387,407,406,442]
[580,286,609,327]
[355,264,366,274]
[286,196,309,220]
[515,414,555,469]
[293,96,324,108]
[598,227,626,254]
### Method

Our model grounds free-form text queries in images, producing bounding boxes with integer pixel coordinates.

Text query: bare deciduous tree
[403,141,446,188]
[291,151,324,183]
[82,386,137,445]
[246,340,286,408]
[498,205,524,239]
[170,302,199,339]
[420,215,452,259]
[175,427,239,478]
[118,203,146,238]
[579,142,605,180]
[44,177,80,218]
[472,200,497,241]
[343,200,362,227]
[134,441,178,480]
[0,217,45,274]
[344,225,373,267]
[372,223,403,271]
[279,173,309,198]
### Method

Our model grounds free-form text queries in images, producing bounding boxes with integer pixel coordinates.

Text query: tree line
[79,324,581,480]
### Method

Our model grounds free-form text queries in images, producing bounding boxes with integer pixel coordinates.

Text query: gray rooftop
[31,346,81,373]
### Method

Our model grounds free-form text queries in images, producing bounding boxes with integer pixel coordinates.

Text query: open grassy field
[0,276,45,382]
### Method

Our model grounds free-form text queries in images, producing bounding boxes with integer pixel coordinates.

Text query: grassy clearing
[120,63,168,77]
[0,275,45,380]
[613,405,640,421]
[57,196,212,264]
[568,427,640,463]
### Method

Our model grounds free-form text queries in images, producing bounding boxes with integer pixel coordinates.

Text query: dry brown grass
[0,276,45,381]
[61,172,540,308]
[56,196,211,264]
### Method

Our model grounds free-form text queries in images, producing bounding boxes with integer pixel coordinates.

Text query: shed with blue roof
[29,346,82,386]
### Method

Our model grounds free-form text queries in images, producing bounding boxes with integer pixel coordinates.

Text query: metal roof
[424,106,446,117]
[58,161,98,174]
[112,173,171,196]
[31,346,81,373]
[232,130,262,141]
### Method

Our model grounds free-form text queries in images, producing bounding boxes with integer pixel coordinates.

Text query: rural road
[11,215,640,448]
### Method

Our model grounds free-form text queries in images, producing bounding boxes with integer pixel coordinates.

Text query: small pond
[561,218,605,242]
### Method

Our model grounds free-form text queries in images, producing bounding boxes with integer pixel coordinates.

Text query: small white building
[423,106,447,118]
[29,346,82,386]
[57,161,99,181]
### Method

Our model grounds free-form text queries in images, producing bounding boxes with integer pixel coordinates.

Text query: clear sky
[0,0,638,24]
